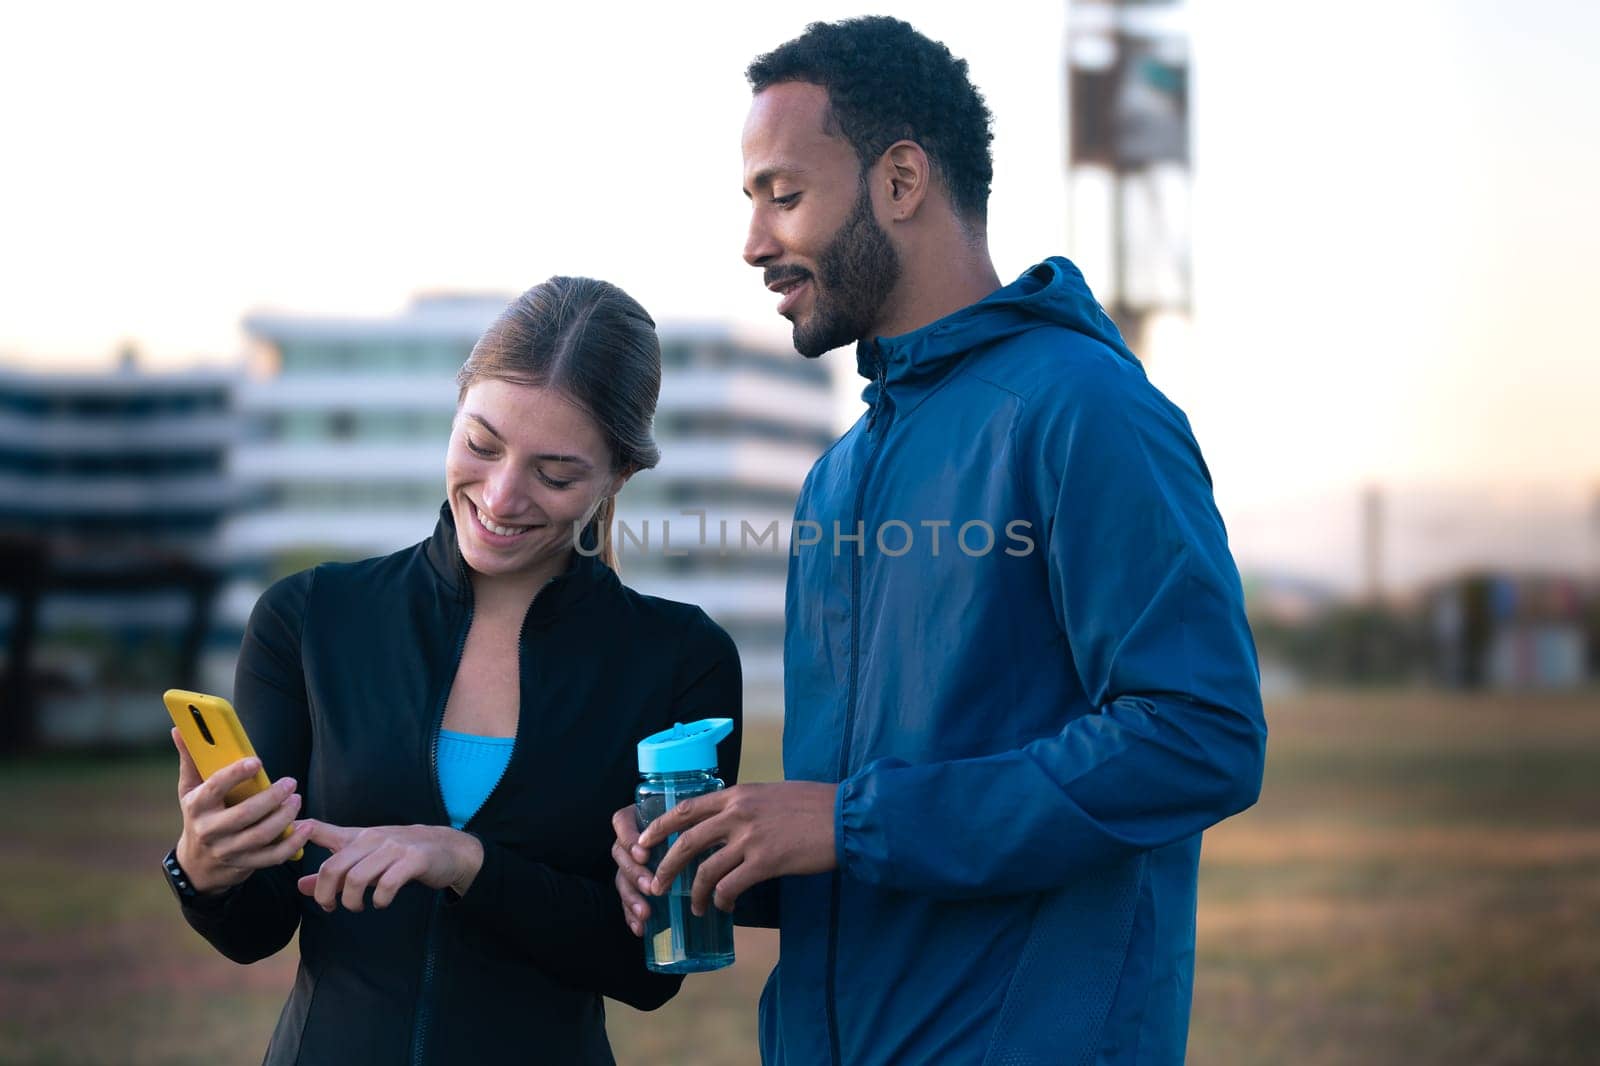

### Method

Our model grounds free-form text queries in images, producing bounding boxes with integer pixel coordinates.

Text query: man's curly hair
[747,17,994,223]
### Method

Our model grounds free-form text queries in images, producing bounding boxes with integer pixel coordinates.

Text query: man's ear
[880,140,932,221]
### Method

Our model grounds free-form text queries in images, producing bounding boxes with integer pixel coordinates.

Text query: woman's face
[445,378,625,582]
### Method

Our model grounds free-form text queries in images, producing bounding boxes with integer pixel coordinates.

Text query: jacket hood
[856,256,1138,407]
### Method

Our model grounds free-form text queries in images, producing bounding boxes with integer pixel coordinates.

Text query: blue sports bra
[436,729,514,829]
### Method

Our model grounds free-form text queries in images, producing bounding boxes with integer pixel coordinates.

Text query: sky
[2,0,1597,587]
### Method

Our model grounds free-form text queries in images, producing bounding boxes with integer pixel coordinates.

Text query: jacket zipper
[410,565,557,1066]
[827,356,893,1066]
[410,563,474,1066]
[865,353,888,432]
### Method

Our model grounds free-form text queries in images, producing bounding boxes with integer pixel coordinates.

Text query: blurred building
[226,294,489,570]
[0,359,239,749]
[1424,573,1594,690]
[620,326,834,714]
[223,297,832,718]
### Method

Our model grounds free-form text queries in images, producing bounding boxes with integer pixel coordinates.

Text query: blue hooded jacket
[763,257,1266,1065]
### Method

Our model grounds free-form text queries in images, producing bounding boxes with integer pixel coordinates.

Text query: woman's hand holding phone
[172,728,315,897]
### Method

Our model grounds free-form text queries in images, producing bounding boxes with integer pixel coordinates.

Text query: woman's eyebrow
[465,412,504,439]
[464,413,593,467]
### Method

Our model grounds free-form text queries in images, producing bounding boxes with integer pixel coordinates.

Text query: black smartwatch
[162,848,229,910]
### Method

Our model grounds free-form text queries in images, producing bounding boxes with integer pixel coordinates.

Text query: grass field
[2,690,1597,1064]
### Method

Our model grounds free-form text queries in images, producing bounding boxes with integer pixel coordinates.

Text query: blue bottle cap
[637,718,734,774]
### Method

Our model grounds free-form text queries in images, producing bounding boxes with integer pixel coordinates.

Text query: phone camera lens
[189,704,217,746]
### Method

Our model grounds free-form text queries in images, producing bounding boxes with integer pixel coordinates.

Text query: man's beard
[789,184,901,358]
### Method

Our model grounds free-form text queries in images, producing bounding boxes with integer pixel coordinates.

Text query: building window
[328,411,357,439]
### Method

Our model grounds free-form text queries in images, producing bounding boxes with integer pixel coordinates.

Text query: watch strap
[162,848,231,911]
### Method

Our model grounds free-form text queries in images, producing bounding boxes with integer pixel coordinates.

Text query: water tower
[1065,0,1192,364]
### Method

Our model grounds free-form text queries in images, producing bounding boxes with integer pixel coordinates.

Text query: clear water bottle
[636,718,736,974]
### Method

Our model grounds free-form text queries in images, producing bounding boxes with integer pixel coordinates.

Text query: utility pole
[1362,484,1385,606]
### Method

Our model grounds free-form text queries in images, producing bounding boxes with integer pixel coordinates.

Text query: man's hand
[294,822,484,912]
[611,805,655,936]
[634,782,838,916]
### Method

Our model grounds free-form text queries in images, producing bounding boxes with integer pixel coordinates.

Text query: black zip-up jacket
[174,506,743,1065]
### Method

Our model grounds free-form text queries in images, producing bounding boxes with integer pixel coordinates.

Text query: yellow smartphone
[164,689,303,862]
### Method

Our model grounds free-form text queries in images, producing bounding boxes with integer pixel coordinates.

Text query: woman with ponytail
[162,277,743,1065]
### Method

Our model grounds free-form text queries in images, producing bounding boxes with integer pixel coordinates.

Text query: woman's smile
[469,499,542,542]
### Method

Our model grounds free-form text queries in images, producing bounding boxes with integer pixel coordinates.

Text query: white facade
[225,294,488,572]
[0,364,241,554]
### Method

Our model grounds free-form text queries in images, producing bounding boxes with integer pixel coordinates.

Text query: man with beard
[612,17,1266,1065]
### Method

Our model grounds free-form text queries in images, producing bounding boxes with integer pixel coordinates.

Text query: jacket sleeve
[449,612,744,1009]
[176,570,314,962]
[835,359,1267,899]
